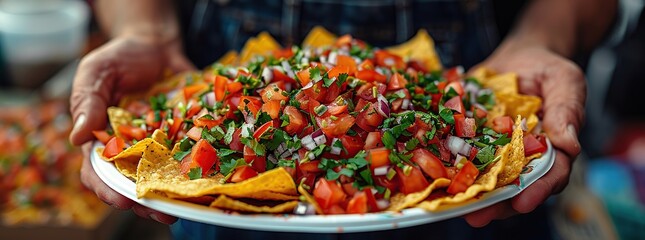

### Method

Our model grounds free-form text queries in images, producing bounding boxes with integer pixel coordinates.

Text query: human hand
[463,41,586,227]
[69,34,194,224]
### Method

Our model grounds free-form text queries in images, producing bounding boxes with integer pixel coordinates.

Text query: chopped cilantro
[240,138,266,156]
[224,121,235,144]
[405,138,419,151]
[187,167,202,180]
[280,114,290,127]
[439,105,455,124]
[382,130,396,150]
[220,158,247,176]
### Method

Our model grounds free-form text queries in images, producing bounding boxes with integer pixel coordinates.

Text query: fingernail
[73,114,86,133]
[150,213,161,223]
[567,124,580,146]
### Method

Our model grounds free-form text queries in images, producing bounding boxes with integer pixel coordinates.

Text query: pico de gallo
[100,35,547,214]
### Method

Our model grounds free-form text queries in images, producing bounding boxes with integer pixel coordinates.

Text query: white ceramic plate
[91,140,555,233]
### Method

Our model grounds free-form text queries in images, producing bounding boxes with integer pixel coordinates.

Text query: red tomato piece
[492,116,514,137]
[387,73,408,90]
[367,148,390,169]
[396,166,430,194]
[117,125,147,142]
[103,136,126,159]
[523,133,547,156]
[443,66,463,82]
[230,166,259,183]
[356,69,387,83]
[229,128,244,152]
[454,114,477,138]
[243,145,267,173]
[374,50,406,69]
[339,134,363,158]
[92,130,112,145]
[327,65,349,79]
[411,148,448,179]
[346,191,368,214]
[316,114,356,138]
[214,75,228,102]
[194,116,224,130]
[444,96,465,113]
[313,178,347,210]
[261,100,282,119]
[283,106,306,135]
[364,132,383,150]
[253,121,273,140]
[336,55,357,76]
[447,161,479,194]
[226,81,243,94]
[181,139,220,177]
[358,59,374,70]
[183,83,208,101]
[186,126,202,141]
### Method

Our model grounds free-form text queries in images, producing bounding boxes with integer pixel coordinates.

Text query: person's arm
[95,0,180,42]
[464,0,617,227]
[500,0,617,58]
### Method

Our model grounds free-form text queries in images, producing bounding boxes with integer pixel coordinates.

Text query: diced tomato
[336,55,357,76]
[334,34,353,48]
[356,83,386,101]
[272,48,294,59]
[444,96,465,114]
[243,145,267,172]
[358,59,374,70]
[396,166,430,194]
[356,69,387,83]
[186,127,202,141]
[443,66,463,82]
[454,114,477,138]
[374,175,399,193]
[194,116,223,130]
[145,110,165,129]
[327,104,348,115]
[261,83,288,102]
[313,178,347,210]
[408,60,429,73]
[472,105,488,119]
[253,121,273,140]
[214,75,229,101]
[230,166,258,183]
[185,99,202,119]
[180,139,220,177]
[445,81,464,97]
[92,130,112,145]
[346,191,368,214]
[227,81,243,94]
[523,133,547,156]
[261,100,282,119]
[342,182,359,196]
[364,132,383,150]
[238,96,262,118]
[355,103,384,132]
[339,134,363,158]
[374,50,406,69]
[363,187,379,212]
[282,106,306,135]
[367,148,390,168]
[411,148,448,179]
[117,125,147,142]
[296,68,312,86]
[303,81,328,102]
[492,116,514,137]
[327,65,349,79]
[167,117,183,140]
[103,136,126,159]
[322,81,342,104]
[325,204,346,214]
[468,147,479,161]
[387,73,408,90]
[229,128,244,152]
[447,161,479,194]
[316,114,355,138]
[299,160,323,174]
[438,138,452,162]
[183,83,209,101]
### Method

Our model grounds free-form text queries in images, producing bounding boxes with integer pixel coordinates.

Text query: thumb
[69,58,118,145]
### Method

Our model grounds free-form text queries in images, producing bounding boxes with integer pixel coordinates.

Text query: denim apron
[173,1,501,239]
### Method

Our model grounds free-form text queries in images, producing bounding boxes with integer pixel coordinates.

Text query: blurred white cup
[0,0,89,88]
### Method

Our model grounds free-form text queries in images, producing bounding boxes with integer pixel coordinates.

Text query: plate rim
[90,139,555,233]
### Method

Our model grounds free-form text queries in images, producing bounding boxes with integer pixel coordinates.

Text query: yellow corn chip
[115,158,139,180]
[302,26,337,48]
[469,67,497,83]
[217,50,239,65]
[483,73,518,95]
[526,114,539,133]
[497,93,542,119]
[209,195,298,213]
[485,103,506,128]
[496,116,527,187]
[387,178,451,212]
[107,107,133,139]
[298,183,323,214]
[387,29,442,71]
[151,129,170,149]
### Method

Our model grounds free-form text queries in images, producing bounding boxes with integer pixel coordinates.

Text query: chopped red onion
[447,136,471,156]
[194,108,210,120]
[281,60,295,79]
[376,199,390,210]
[465,110,473,118]
[203,92,216,106]
[313,134,327,146]
[373,166,390,176]
[261,67,273,83]
[330,138,342,155]
[302,135,316,150]
[312,129,324,138]
[328,51,338,65]
[186,127,202,141]
[376,95,390,117]
[294,202,316,215]
[267,154,278,164]
[520,118,528,131]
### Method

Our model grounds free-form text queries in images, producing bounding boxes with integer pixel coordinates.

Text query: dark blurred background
[1,0,643,239]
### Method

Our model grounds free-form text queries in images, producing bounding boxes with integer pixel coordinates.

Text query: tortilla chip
[497,93,542,119]
[136,141,297,200]
[303,26,337,48]
[387,178,451,212]
[115,158,139,180]
[526,114,539,133]
[387,29,442,71]
[527,153,542,161]
[209,195,298,213]
[483,73,518,95]
[298,183,323,214]
[239,32,282,64]
[496,116,527,187]
[217,50,239,65]
[151,129,170,149]
[107,107,133,139]
[485,103,506,127]
[469,67,496,82]
[256,32,282,51]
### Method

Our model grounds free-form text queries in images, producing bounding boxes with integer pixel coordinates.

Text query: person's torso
[177,0,499,69]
